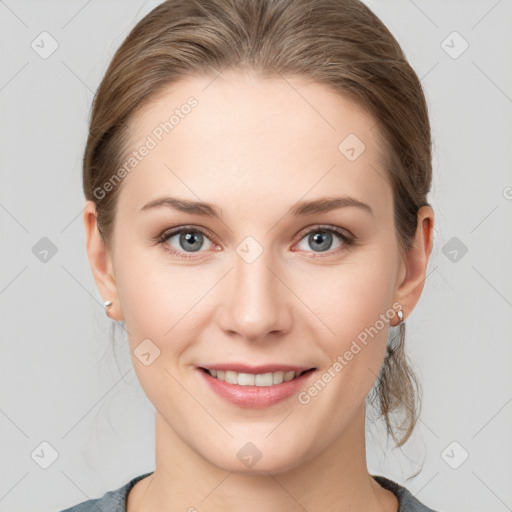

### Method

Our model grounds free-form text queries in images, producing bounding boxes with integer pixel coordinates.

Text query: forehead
[117,70,392,219]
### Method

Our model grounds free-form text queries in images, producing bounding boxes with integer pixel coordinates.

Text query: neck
[130,404,397,512]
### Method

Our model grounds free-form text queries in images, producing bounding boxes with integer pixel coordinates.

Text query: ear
[83,200,124,321]
[392,205,434,325]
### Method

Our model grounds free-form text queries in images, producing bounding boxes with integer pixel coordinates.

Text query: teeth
[207,369,302,386]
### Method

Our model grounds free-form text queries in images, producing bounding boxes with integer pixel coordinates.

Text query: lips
[196,364,318,408]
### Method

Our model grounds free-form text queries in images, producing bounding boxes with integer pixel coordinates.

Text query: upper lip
[197,364,315,374]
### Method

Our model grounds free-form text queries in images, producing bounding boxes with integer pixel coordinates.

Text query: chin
[204,441,309,476]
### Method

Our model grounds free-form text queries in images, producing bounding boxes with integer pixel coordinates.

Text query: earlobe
[83,200,123,321]
[392,206,435,323]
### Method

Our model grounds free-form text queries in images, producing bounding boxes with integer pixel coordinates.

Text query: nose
[217,249,293,342]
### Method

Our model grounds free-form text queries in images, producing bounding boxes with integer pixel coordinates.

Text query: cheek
[296,255,396,343]
[290,252,396,396]
[118,272,193,334]
[113,241,218,356]
[113,247,209,404]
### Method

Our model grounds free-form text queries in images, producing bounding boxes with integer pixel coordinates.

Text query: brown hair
[83,0,432,447]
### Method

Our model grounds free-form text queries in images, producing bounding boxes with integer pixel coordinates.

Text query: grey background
[1,1,511,511]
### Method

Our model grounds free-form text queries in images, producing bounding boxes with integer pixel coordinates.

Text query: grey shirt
[59,472,438,511]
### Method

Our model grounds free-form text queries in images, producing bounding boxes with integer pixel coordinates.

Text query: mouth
[196,364,318,408]
[198,367,316,387]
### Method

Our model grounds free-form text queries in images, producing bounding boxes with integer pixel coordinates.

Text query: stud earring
[104,300,113,318]
[397,309,404,325]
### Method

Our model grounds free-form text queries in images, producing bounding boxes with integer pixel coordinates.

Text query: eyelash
[157,224,355,260]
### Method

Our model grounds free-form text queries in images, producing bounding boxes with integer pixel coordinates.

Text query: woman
[62,0,436,510]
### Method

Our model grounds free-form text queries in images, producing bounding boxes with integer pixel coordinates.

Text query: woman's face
[86,70,429,474]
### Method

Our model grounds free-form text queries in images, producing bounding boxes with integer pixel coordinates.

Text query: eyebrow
[288,196,373,217]
[140,195,373,218]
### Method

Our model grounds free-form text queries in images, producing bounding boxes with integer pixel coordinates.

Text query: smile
[197,366,318,408]
[200,368,314,387]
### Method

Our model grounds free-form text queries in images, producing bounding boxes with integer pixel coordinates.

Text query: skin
[84,69,434,512]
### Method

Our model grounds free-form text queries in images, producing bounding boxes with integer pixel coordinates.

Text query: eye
[294,225,354,256]
[157,224,355,260]
[158,226,216,259]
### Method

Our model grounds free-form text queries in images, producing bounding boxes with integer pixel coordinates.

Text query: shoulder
[58,472,154,512]
[373,475,439,512]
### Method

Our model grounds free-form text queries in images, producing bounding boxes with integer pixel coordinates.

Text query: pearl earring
[104,300,113,318]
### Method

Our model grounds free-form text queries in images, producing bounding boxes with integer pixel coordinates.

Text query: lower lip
[197,368,317,408]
